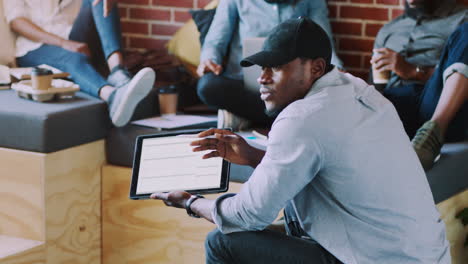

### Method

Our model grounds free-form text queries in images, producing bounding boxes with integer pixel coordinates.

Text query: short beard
[264,107,284,119]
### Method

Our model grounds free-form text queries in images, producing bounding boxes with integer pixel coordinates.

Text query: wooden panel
[44,141,105,264]
[102,165,242,264]
[437,189,468,264]
[0,147,45,242]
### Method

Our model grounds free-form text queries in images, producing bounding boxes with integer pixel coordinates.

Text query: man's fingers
[197,128,233,138]
[202,151,221,159]
[192,144,218,152]
[206,60,221,75]
[374,58,391,70]
[215,133,238,143]
[190,137,218,147]
[150,192,169,200]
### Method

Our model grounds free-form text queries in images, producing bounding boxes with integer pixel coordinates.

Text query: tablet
[129,130,230,199]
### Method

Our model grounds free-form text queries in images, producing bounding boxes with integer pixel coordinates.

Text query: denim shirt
[374,4,467,89]
[212,68,449,264]
[201,0,343,80]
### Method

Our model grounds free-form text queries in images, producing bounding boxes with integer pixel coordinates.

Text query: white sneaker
[217,109,251,131]
[108,67,156,127]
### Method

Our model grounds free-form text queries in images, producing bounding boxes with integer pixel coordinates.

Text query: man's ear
[310,58,326,79]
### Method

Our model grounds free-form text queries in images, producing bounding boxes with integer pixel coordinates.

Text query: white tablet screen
[136,135,223,194]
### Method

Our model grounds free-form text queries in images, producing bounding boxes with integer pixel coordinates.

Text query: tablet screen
[134,134,225,195]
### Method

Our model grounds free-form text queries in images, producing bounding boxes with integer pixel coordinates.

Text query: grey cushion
[427,141,468,203]
[0,90,110,153]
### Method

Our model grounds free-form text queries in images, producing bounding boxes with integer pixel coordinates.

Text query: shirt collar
[304,67,343,98]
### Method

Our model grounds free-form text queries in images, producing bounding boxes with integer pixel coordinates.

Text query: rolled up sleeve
[3,0,28,24]
[211,115,323,234]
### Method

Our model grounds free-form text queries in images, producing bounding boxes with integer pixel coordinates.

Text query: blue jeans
[17,0,123,98]
[384,23,468,141]
[197,73,274,127]
[205,229,342,264]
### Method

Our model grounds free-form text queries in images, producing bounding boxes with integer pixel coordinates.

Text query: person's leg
[197,73,274,127]
[411,23,468,170]
[383,83,423,138]
[17,45,108,98]
[205,229,342,264]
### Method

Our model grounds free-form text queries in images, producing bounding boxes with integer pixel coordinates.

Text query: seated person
[197,0,343,128]
[152,18,449,264]
[371,0,467,170]
[4,0,156,127]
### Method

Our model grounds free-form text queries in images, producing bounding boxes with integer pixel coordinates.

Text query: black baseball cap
[240,17,332,68]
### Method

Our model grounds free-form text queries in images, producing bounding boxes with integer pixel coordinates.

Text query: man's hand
[370,48,414,80]
[61,40,91,57]
[92,0,118,17]
[190,128,264,167]
[150,191,191,208]
[197,60,223,77]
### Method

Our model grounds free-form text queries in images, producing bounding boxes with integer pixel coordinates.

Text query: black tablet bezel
[129,129,230,200]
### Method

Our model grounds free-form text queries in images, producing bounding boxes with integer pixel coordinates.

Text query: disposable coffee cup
[158,85,178,117]
[31,67,53,90]
[371,51,390,84]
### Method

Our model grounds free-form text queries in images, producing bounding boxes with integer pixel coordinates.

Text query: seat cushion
[106,124,252,183]
[0,90,110,153]
[427,141,468,203]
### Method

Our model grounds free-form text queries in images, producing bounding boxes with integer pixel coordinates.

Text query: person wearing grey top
[196,0,342,128]
[151,18,449,264]
[371,0,467,170]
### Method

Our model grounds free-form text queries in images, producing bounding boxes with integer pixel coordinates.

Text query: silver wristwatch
[185,194,204,218]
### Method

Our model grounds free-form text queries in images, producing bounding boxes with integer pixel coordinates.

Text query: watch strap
[185,194,204,218]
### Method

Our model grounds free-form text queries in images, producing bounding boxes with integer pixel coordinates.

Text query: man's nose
[258,68,273,85]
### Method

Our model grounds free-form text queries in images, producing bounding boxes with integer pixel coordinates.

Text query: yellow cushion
[166,0,218,72]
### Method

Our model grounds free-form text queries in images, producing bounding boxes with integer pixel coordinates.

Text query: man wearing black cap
[151,18,449,264]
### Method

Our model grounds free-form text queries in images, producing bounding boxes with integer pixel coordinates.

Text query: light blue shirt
[201,0,343,80]
[212,68,450,264]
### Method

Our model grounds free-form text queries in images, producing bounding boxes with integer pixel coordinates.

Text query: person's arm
[198,0,239,76]
[306,0,343,69]
[371,47,434,82]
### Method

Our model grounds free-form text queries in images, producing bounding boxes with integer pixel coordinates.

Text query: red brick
[338,53,362,68]
[327,0,347,2]
[340,6,389,21]
[391,8,404,19]
[152,24,181,36]
[363,54,373,69]
[365,23,384,37]
[152,0,193,8]
[331,21,362,36]
[119,0,150,5]
[339,37,374,52]
[458,0,468,5]
[130,8,171,21]
[174,11,192,22]
[348,70,370,83]
[119,7,127,18]
[353,0,373,3]
[121,21,149,35]
[197,0,212,8]
[328,5,338,19]
[129,37,168,49]
[376,0,400,5]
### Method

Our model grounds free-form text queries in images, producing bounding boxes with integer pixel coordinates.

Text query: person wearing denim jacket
[197,0,342,127]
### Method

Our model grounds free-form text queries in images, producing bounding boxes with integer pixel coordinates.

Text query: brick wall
[119,0,468,80]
